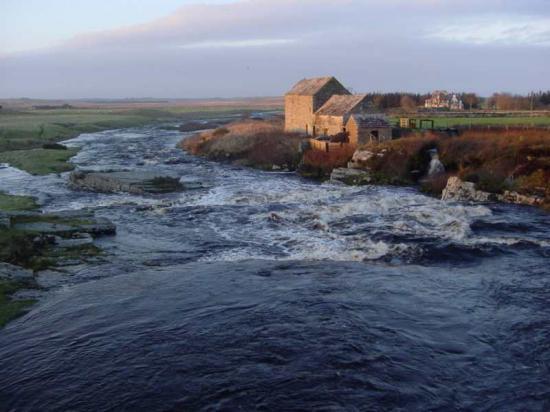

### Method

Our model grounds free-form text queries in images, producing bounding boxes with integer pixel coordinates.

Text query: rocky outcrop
[442,177,544,207]
[330,168,373,185]
[70,170,183,194]
[7,210,116,237]
[348,150,375,169]
[500,190,544,207]
[442,177,498,202]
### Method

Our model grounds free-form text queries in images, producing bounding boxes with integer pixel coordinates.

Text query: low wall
[308,139,355,153]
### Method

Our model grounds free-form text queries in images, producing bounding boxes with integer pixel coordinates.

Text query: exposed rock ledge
[330,168,373,185]
[442,177,543,207]
[70,170,183,194]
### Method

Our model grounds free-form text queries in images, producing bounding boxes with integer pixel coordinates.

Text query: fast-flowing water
[1,123,549,411]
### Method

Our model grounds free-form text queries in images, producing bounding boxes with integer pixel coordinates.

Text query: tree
[462,93,479,110]
[400,95,417,113]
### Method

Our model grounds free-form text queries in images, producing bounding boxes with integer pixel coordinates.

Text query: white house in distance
[424,91,464,110]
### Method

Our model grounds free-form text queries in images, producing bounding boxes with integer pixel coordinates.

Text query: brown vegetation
[181,118,303,170]
[301,144,356,177]
[359,128,550,206]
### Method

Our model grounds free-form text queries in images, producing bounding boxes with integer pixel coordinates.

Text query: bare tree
[462,93,479,110]
[400,95,417,113]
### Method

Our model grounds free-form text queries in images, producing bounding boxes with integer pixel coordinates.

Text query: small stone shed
[314,94,370,137]
[346,114,391,145]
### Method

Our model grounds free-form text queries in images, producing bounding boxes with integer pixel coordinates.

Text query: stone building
[285,77,390,151]
[346,114,391,145]
[314,94,370,137]
[285,77,350,135]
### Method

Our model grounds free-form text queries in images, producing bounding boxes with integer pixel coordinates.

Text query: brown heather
[360,128,550,205]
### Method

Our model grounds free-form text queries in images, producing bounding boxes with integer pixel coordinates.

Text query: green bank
[0,106,273,174]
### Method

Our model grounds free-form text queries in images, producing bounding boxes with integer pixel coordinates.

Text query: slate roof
[315,94,368,116]
[286,77,348,96]
[348,114,391,128]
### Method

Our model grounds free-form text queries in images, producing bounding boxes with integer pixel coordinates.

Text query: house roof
[315,94,367,116]
[286,76,346,96]
[348,114,391,128]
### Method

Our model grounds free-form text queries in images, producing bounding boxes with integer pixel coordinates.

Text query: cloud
[1,0,549,98]
[427,16,550,46]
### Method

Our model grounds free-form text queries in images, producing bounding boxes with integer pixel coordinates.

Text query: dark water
[1,124,549,411]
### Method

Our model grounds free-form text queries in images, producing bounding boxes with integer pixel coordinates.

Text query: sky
[1,0,549,98]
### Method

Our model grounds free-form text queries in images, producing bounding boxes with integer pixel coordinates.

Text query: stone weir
[69,170,184,194]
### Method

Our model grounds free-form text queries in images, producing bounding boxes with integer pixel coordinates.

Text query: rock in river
[441,177,497,203]
[70,170,183,194]
[330,168,372,185]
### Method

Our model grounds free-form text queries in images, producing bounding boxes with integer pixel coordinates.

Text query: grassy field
[0,105,277,174]
[390,115,550,128]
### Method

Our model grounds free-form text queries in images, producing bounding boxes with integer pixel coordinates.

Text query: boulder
[442,177,497,202]
[442,177,545,207]
[69,170,183,194]
[500,190,544,207]
[348,150,375,169]
[330,168,372,185]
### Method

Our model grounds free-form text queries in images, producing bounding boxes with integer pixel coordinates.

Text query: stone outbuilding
[314,94,370,137]
[346,114,392,145]
[285,77,350,135]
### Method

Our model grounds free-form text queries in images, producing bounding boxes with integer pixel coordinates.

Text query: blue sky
[1,0,549,98]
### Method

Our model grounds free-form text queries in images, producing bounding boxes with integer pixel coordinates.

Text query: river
[1,122,549,411]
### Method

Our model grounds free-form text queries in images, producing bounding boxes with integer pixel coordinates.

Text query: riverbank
[348,128,549,209]
[181,118,303,170]
[180,119,549,210]
[0,102,280,174]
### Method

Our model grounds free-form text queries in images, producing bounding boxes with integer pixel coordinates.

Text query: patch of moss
[0,147,79,175]
[11,214,94,227]
[0,280,36,328]
[27,244,104,271]
[0,192,39,212]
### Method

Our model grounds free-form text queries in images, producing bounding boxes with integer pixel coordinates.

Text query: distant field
[0,103,279,174]
[0,106,278,152]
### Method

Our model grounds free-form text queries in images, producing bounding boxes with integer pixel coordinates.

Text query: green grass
[0,106,273,174]
[390,115,550,128]
[0,147,79,175]
[0,192,39,211]
[0,280,36,328]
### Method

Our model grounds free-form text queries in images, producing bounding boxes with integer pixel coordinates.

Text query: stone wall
[284,78,349,135]
[314,115,346,137]
[284,95,314,134]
